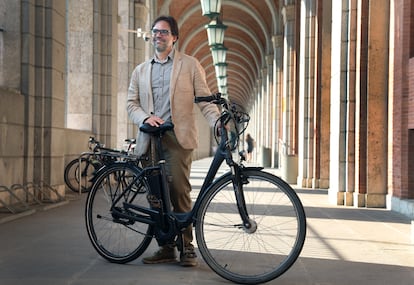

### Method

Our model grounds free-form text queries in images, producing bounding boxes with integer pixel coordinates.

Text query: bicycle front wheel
[85,162,153,264]
[196,169,306,284]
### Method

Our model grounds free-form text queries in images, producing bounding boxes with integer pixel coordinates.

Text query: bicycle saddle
[139,121,174,135]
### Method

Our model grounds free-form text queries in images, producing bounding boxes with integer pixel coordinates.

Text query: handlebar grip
[194,93,221,103]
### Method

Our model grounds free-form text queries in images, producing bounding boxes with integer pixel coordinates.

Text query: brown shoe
[142,245,177,264]
[180,244,198,267]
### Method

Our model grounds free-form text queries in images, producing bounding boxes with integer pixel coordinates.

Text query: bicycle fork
[231,164,257,233]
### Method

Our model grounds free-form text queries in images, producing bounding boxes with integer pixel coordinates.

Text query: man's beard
[154,39,167,53]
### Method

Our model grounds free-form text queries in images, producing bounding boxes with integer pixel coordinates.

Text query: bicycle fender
[242,166,264,171]
[204,166,264,191]
[195,166,263,208]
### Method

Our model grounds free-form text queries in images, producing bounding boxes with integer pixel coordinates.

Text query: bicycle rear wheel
[85,162,153,263]
[196,169,306,284]
[64,157,96,193]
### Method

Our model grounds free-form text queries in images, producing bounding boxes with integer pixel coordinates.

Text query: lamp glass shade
[205,19,227,46]
[215,63,227,78]
[217,76,227,86]
[211,45,227,65]
[200,0,222,18]
[218,85,228,94]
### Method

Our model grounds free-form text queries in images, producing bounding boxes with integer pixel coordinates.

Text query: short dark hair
[151,16,179,39]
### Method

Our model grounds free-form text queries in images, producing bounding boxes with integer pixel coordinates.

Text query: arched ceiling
[155,0,281,110]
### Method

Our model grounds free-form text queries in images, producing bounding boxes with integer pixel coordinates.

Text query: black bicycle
[64,137,136,193]
[85,93,306,284]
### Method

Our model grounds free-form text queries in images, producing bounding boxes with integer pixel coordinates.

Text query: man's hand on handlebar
[144,114,165,127]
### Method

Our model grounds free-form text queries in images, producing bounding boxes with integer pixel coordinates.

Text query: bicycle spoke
[85,163,153,264]
[196,170,306,284]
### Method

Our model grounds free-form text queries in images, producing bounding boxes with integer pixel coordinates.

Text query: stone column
[265,57,273,150]
[250,88,259,162]
[313,0,331,189]
[261,67,272,167]
[281,2,298,183]
[344,0,358,206]
[0,1,23,187]
[354,0,369,207]
[67,0,93,131]
[329,0,348,205]
[329,0,360,206]
[92,0,118,145]
[20,1,66,195]
[266,54,275,168]
[117,2,149,148]
[117,0,129,149]
[364,0,389,207]
[272,35,283,168]
[125,2,151,144]
[262,67,269,147]
[0,1,20,88]
[297,0,317,188]
[256,77,264,164]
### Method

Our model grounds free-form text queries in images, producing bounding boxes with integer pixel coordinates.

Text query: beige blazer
[127,49,220,155]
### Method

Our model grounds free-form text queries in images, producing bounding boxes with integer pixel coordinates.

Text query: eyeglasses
[151,29,171,36]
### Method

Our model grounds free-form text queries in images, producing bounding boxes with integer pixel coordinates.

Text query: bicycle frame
[112,107,260,245]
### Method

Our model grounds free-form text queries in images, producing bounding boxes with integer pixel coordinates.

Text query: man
[126,16,220,267]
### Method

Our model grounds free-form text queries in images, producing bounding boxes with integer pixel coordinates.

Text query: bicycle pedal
[111,208,135,225]
[114,217,135,225]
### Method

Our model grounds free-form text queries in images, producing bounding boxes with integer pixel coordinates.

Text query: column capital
[266,54,274,65]
[272,34,283,48]
[282,4,295,24]
[261,67,267,78]
[257,77,262,87]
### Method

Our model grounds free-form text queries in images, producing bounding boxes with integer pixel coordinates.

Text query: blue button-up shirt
[151,49,174,122]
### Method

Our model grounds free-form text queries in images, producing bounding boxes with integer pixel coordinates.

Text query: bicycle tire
[64,157,95,193]
[85,162,153,263]
[195,169,306,284]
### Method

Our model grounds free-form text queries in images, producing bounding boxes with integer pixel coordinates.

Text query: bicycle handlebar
[88,136,135,154]
[194,92,224,105]
[195,93,250,154]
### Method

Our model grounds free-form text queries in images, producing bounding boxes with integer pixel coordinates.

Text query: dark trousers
[145,131,194,246]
